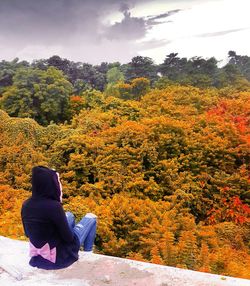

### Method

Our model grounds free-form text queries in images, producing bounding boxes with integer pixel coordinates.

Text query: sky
[0,0,249,64]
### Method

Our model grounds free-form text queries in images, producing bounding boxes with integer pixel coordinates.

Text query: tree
[159,53,188,80]
[73,79,92,95]
[95,62,109,74]
[108,77,150,100]
[47,55,71,75]
[1,62,250,279]
[159,54,219,88]
[1,67,73,125]
[115,82,133,100]
[75,63,106,91]
[106,67,124,85]
[153,77,177,89]
[188,57,218,76]
[0,184,30,239]
[0,58,29,93]
[46,56,107,91]
[105,67,125,97]
[228,51,250,80]
[219,64,243,85]
[0,110,47,189]
[125,56,158,82]
[131,77,150,100]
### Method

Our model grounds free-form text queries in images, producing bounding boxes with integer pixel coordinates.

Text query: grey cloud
[104,13,147,40]
[147,9,181,21]
[0,0,177,63]
[119,2,132,13]
[138,39,172,51]
[0,0,115,43]
[0,0,150,43]
[195,28,250,38]
[104,7,181,41]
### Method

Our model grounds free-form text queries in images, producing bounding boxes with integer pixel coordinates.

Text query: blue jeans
[65,211,97,251]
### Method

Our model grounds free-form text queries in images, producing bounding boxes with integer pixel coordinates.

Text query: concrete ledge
[0,236,249,286]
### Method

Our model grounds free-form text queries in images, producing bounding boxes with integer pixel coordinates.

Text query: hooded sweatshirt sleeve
[21,210,29,238]
[49,202,74,243]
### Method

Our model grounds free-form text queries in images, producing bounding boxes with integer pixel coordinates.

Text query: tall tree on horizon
[125,56,158,83]
[227,50,250,81]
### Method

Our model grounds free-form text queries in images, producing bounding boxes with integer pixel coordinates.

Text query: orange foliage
[1,85,250,279]
[0,185,29,240]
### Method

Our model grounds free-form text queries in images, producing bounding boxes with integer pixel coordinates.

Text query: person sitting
[21,166,97,270]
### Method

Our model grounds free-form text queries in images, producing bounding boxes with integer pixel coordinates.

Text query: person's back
[21,166,81,270]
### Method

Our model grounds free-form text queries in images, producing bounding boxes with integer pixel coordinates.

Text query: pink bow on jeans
[29,242,56,263]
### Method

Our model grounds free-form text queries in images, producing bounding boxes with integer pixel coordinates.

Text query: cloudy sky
[0,0,249,64]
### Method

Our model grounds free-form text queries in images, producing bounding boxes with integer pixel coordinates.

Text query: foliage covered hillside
[0,53,250,279]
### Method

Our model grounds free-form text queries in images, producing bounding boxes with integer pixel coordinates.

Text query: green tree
[106,67,124,85]
[47,55,71,75]
[125,56,158,83]
[1,67,73,125]
[159,53,188,81]
[0,58,29,93]
[228,51,250,81]
[159,54,219,88]
[105,67,125,96]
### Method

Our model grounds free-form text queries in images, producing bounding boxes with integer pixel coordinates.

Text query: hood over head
[31,166,62,202]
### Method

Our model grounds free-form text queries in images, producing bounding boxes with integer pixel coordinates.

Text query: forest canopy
[0,51,250,279]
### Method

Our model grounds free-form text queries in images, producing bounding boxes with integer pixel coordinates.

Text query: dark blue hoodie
[21,166,80,270]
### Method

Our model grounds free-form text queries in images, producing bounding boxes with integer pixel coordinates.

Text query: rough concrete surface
[0,236,249,286]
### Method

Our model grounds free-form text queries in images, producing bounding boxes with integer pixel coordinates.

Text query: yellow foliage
[0,185,29,239]
[1,84,250,279]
